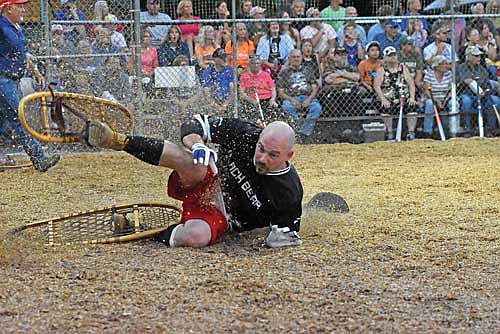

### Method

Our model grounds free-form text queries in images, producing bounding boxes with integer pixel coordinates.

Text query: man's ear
[287,150,294,160]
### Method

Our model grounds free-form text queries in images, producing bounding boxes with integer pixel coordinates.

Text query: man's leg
[423,98,435,135]
[460,94,474,133]
[299,98,322,137]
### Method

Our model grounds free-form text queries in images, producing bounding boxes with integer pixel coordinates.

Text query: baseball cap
[431,55,450,68]
[400,35,414,45]
[365,41,380,52]
[104,14,118,23]
[465,45,483,56]
[61,0,72,5]
[383,46,397,57]
[249,6,266,17]
[0,0,29,8]
[147,0,159,3]
[248,55,262,64]
[385,20,399,27]
[435,25,451,34]
[51,24,64,32]
[334,46,347,55]
[212,48,228,58]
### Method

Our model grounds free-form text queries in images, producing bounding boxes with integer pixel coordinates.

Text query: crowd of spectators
[40,0,500,141]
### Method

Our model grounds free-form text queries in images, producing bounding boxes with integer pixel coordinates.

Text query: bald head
[254,121,295,174]
[260,121,296,150]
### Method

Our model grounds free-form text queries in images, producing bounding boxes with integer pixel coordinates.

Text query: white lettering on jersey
[229,162,262,209]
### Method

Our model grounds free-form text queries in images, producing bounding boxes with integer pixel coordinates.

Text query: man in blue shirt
[374,20,404,55]
[53,0,87,46]
[0,0,59,171]
[201,48,234,109]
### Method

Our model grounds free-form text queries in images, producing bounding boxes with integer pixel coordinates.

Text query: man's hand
[191,143,217,166]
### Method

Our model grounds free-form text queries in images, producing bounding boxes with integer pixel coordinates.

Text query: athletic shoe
[265,225,303,248]
[33,154,60,172]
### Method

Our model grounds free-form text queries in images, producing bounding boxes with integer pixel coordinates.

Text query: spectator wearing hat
[247,6,267,46]
[373,46,417,140]
[300,7,336,59]
[319,46,361,114]
[367,5,400,42]
[201,48,234,109]
[277,49,322,138]
[50,23,75,55]
[398,35,424,89]
[373,20,404,55]
[457,45,500,136]
[176,0,201,58]
[358,41,382,95]
[320,0,346,33]
[239,56,282,124]
[224,22,255,71]
[53,0,87,46]
[256,20,295,79]
[423,23,456,67]
[423,55,460,138]
[140,0,172,48]
[335,6,367,49]
[337,22,364,67]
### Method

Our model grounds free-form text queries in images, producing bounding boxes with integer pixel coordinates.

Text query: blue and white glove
[192,143,217,166]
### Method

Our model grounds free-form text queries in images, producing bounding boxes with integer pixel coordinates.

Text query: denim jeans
[0,77,46,163]
[282,95,322,136]
[423,98,460,135]
[460,93,500,131]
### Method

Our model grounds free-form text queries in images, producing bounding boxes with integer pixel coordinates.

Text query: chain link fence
[16,1,500,144]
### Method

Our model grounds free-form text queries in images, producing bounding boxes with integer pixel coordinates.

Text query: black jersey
[189,117,303,232]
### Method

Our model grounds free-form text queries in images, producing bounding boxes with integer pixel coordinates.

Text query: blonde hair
[197,25,216,47]
[177,0,193,16]
[94,1,108,21]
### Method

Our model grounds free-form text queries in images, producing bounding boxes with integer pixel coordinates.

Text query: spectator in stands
[53,0,87,46]
[237,0,253,19]
[400,0,429,33]
[201,48,234,109]
[238,56,281,124]
[68,39,95,95]
[301,39,321,86]
[320,0,345,33]
[374,20,403,54]
[289,0,306,31]
[458,45,500,137]
[104,14,127,51]
[469,3,495,34]
[404,18,427,54]
[476,20,498,62]
[247,6,267,46]
[423,24,456,67]
[224,22,255,73]
[280,10,301,49]
[256,20,294,79]
[486,0,500,28]
[300,7,336,59]
[367,5,396,42]
[337,23,364,67]
[358,41,382,95]
[96,56,131,102]
[336,6,367,48]
[398,36,424,90]
[320,46,361,110]
[50,24,75,55]
[423,55,460,138]
[140,0,171,48]
[277,49,322,138]
[176,0,201,58]
[127,30,158,78]
[194,25,220,69]
[91,27,120,67]
[459,27,488,63]
[91,1,123,39]
[213,1,231,48]
[157,25,190,66]
[373,46,417,140]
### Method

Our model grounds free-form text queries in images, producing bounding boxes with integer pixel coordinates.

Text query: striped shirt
[423,69,452,101]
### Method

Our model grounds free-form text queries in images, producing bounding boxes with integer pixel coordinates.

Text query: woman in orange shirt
[224,23,255,72]
[194,25,220,69]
